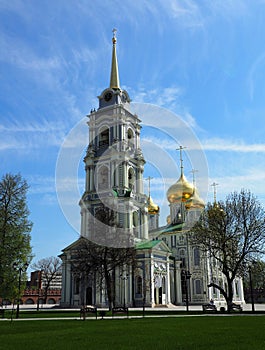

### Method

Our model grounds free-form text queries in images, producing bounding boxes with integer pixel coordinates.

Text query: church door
[86,287,93,305]
[159,287,162,304]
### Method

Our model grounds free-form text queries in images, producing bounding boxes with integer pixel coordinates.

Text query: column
[89,168,93,191]
[150,258,155,306]
[166,257,171,304]
[176,268,182,304]
[86,166,90,191]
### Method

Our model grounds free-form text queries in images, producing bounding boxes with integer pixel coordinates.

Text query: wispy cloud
[0,31,61,71]
[142,134,265,153]
[131,85,184,110]
[0,120,66,152]
[163,0,204,27]
[163,0,249,27]
[208,168,265,204]
[0,120,63,133]
[247,51,265,101]
[131,86,202,132]
[201,137,265,152]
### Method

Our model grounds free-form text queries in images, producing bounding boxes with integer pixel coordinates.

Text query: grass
[0,316,265,349]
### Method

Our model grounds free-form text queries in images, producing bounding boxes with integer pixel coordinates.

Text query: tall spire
[110,28,120,90]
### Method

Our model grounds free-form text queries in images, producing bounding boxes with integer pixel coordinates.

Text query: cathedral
[60,31,244,309]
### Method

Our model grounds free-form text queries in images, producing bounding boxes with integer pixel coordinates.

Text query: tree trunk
[226,278,234,313]
[105,271,113,311]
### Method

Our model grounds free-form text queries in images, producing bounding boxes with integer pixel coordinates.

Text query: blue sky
[1,0,265,268]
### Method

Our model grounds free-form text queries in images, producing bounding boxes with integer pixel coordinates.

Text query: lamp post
[181,270,192,312]
[120,273,129,308]
[249,264,255,313]
[36,270,42,312]
[13,262,29,319]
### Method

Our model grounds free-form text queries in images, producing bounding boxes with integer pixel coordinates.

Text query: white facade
[60,32,245,310]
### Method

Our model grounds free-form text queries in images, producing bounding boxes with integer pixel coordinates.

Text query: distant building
[30,270,62,290]
[0,270,62,306]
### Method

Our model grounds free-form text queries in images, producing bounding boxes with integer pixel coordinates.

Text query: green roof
[160,223,184,234]
[136,240,162,250]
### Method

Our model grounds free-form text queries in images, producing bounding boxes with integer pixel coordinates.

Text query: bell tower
[79,30,148,246]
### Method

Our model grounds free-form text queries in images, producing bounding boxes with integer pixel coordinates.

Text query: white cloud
[208,168,265,206]
[142,133,265,153]
[164,0,204,27]
[0,31,61,71]
[132,85,184,110]
[247,51,265,101]
[0,132,65,152]
[0,120,63,133]
[201,137,265,152]
[162,0,249,27]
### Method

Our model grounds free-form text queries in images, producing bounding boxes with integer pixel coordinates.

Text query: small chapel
[60,31,244,309]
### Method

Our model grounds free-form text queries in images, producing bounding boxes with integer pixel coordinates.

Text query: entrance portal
[86,287,92,305]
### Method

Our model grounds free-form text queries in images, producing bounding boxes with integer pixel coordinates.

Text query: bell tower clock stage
[79,29,148,248]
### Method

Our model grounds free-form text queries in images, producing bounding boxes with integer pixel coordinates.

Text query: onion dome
[147,196,160,215]
[167,174,194,204]
[185,189,205,210]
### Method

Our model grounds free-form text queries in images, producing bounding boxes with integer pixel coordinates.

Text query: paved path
[1,303,265,321]
[3,303,265,312]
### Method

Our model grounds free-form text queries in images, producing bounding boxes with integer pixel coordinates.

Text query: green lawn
[0,316,264,350]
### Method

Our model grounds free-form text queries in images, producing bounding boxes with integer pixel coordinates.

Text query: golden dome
[147,196,160,215]
[185,190,205,210]
[167,174,194,204]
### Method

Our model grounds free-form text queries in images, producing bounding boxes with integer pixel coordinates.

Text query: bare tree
[32,256,62,303]
[191,189,265,311]
[71,206,136,310]
[71,237,136,310]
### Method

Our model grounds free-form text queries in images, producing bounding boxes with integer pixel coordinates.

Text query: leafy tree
[71,206,136,310]
[31,256,62,303]
[191,189,265,311]
[0,173,32,301]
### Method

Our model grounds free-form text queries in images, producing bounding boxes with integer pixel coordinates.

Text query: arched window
[179,248,186,268]
[194,248,200,266]
[133,211,138,227]
[99,127,109,147]
[136,276,142,295]
[162,276,166,293]
[25,298,34,305]
[171,235,176,247]
[194,279,202,294]
[74,276,80,295]
[48,298,56,304]
[98,166,108,190]
[235,280,239,296]
[127,128,133,140]
[128,168,135,190]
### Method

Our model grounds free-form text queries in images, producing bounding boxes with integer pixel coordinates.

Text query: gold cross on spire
[112,28,117,43]
[110,28,120,89]
[145,176,153,197]
[176,145,187,176]
[211,182,219,203]
[190,169,198,186]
